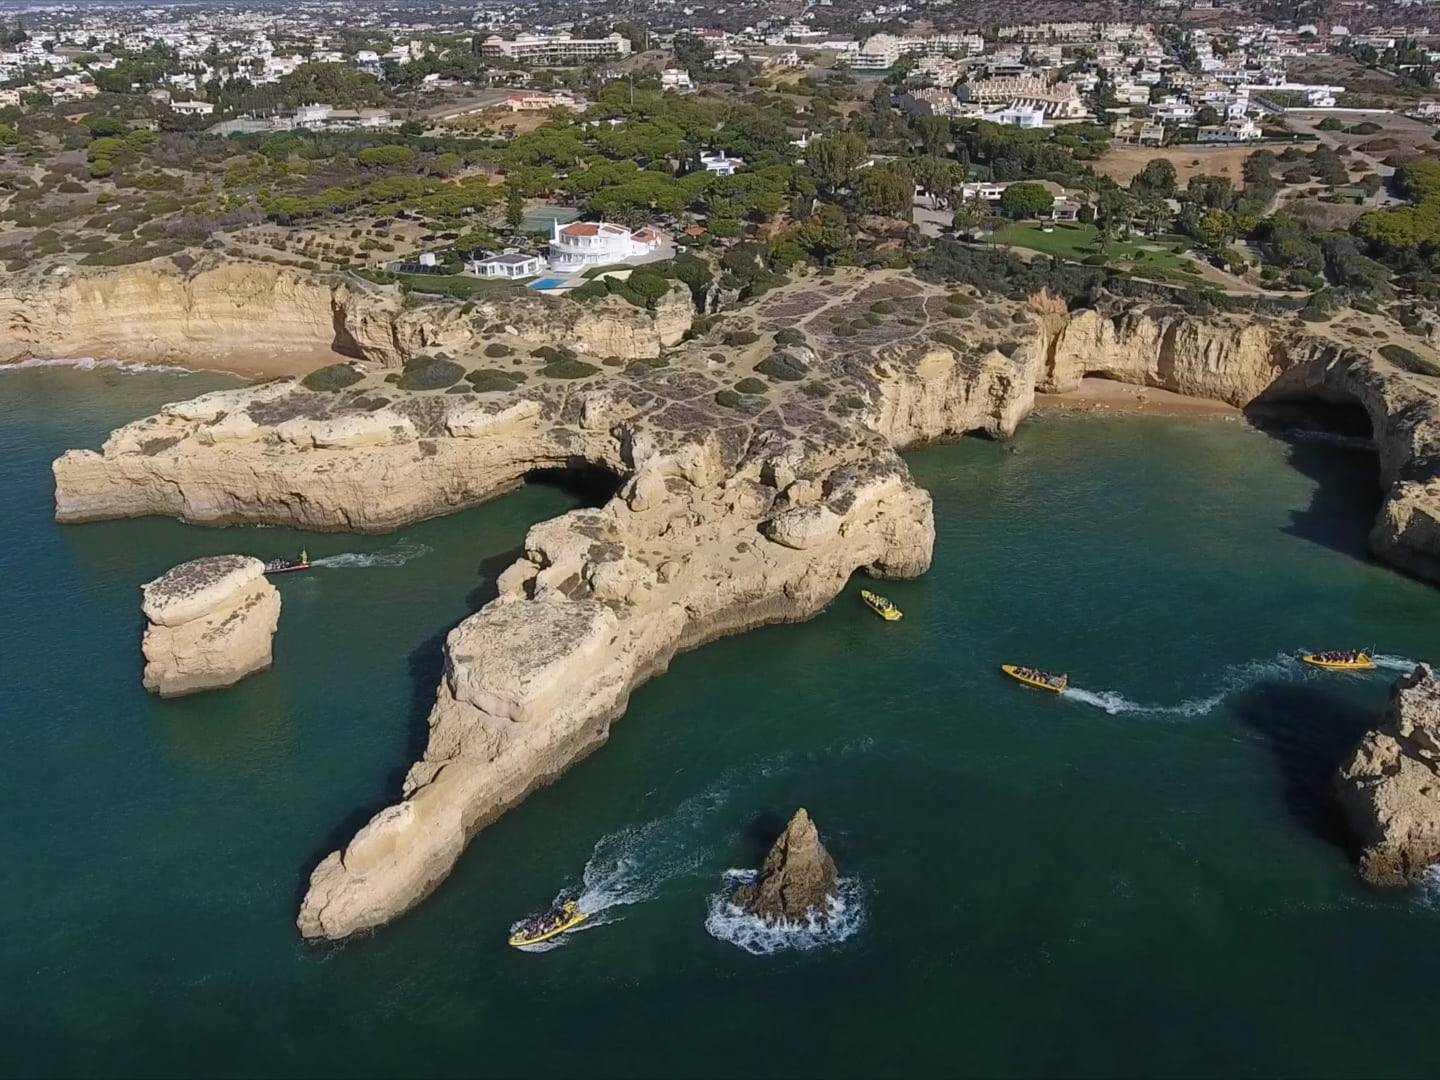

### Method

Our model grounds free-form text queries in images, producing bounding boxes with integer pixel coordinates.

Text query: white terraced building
[480,32,631,65]
[547,221,662,271]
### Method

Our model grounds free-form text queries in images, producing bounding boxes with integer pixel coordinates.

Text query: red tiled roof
[561,222,601,236]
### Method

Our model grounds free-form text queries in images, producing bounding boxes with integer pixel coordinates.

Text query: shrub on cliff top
[774,328,805,346]
[396,355,465,391]
[734,377,768,395]
[466,368,523,392]
[756,353,808,382]
[1380,343,1440,376]
[301,363,365,392]
[539,358,600,380]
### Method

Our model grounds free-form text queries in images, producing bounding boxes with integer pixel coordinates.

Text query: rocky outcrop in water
[1337,664,1440,886]
[48,266,1440,940]
[733,809,839,923]
[0,260,692,369]
[140,555,280,697]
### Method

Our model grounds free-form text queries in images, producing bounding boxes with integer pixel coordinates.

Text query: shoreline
[1,348,342,381]
[1034,377,1241,418]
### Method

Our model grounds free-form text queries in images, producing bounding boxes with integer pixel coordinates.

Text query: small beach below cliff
[1035,376,1242,417]
[7,368,1440,1078]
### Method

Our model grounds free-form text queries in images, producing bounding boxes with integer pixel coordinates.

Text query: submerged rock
[1337,664,1440,885]
[733,809,839,923]
[140,555,280,698]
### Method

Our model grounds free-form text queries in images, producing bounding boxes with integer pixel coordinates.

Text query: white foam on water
[1372,654,1422,673]
[1418,867,1440,912]
[1060,652,1307,719]
[704,870,866,956]
[309,541,431,569]
[1,356,203,376]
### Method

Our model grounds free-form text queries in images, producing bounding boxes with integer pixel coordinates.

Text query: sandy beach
[1034,377,1242,418]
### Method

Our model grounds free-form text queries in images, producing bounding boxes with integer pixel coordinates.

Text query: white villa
[698,151,744,176]
[547,220,663,271]
[466,251,546,279]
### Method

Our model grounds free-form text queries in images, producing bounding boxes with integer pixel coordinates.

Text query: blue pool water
[527,277,568,290]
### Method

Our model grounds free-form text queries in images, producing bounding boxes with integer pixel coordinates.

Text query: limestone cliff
[1,260,692,369]
[1337,664,1440,886]
[1045,307,1440,586]
[140,555,281,697]
[51,269,1038,939]
[48,268,1440,939]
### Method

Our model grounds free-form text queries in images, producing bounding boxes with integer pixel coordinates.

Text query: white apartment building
[480,32,631,65]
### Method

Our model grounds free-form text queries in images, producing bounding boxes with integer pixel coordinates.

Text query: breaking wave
[1059,652,1312,718]
[0,356,202,376]
[704,870,866,955]
[309,541,431,569]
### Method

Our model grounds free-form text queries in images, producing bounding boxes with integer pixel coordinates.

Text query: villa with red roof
[548,219,664,272]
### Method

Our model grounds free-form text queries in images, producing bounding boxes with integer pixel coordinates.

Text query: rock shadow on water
[1245,398,1382,562]
[1231,680,1376,857]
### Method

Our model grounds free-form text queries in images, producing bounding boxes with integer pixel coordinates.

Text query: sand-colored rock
[1337,664,1440,886]
[1,260,693,371]
[140,555,281,697]
[732,809,839,923]
[48,267,1440,940]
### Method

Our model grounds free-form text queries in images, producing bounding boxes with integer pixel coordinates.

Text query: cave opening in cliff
[1244,396,1375,442]
[524,461,622,507]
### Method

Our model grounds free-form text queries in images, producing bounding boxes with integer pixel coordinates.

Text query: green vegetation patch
[756,353,808,382]
[466,368,524,392]
[1380,343,1440,376]
[539,359,601,380]
[734,377,769,395]
[396,356,465,391]
[301,363,364,392]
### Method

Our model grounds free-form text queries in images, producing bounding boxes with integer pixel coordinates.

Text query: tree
[856,161,913,220]
[1197,208,1237,250]
[1194,105,1220,127]
[999,182,1054,219]
[951,194,987,239]
[807,132,867,196]
[1129,157,1177,199]
[505,185,525,230]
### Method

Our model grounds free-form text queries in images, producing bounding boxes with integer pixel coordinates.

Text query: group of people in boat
[1312,649,1369,664]
[1013,666,1067,689]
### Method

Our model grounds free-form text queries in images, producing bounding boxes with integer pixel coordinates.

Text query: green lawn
[990,223,1192,273]
[355,269,524,297]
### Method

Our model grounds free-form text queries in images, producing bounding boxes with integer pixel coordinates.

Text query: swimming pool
[527,277,568,290]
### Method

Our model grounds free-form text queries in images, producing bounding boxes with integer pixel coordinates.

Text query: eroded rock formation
[141,555,280,697]
[1337,664,1440,886]
[733,809,839,923]
[1,259,692,369]
[47,267,1440,939]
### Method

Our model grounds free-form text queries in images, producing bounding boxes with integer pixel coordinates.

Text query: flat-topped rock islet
[140,555,280,698]
[46,266,1440,939]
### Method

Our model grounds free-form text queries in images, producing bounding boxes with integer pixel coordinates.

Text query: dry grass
[1092,144,1259,186]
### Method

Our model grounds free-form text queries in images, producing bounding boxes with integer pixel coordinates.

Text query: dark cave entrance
[524,461,623,507]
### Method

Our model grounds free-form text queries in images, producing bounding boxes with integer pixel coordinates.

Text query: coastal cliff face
[1046,308,1440,586]
[140,555,280,697]
[52,269,1039,939]
[0,261,693,369]
[1337,665,1440,886]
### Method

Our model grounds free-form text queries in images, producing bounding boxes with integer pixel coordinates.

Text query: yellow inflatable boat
[860,590,903,621]
[1302,651,1375,671]
[1001,664,1069,693]
[508,900,589,948]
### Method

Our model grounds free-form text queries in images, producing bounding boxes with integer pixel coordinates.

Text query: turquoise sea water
[5,367,1440,1079]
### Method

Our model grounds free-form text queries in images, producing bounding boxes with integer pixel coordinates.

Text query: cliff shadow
[524,463,623,506]
[1230,680,1373,857]
[1245,397,1382,562]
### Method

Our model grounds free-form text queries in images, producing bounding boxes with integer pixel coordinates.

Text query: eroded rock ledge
[1337,664,1440,886]
[49,268,1440,939]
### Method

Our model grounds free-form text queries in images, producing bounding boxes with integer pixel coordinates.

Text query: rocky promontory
[1337,664,1440,886]
[733,809,839,923]
[46,267,1440,939]
[141,555,280,697]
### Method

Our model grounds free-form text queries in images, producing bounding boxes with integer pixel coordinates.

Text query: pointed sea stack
[1336,664,1440,885]
[734,809,839,923]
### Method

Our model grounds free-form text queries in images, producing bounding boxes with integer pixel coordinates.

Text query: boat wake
[704,871,866,956]
[1059,652,1311,718]
[309,541,431,569]
[1,356,202,376]
[1372,654,1422,672]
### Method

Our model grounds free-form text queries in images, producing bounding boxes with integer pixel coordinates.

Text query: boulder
[733,808,839,923]
[1337,664,1440,885]
[141,555,281,697]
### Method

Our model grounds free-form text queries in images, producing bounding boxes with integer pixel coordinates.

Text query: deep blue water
[4,368,1440,1078]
